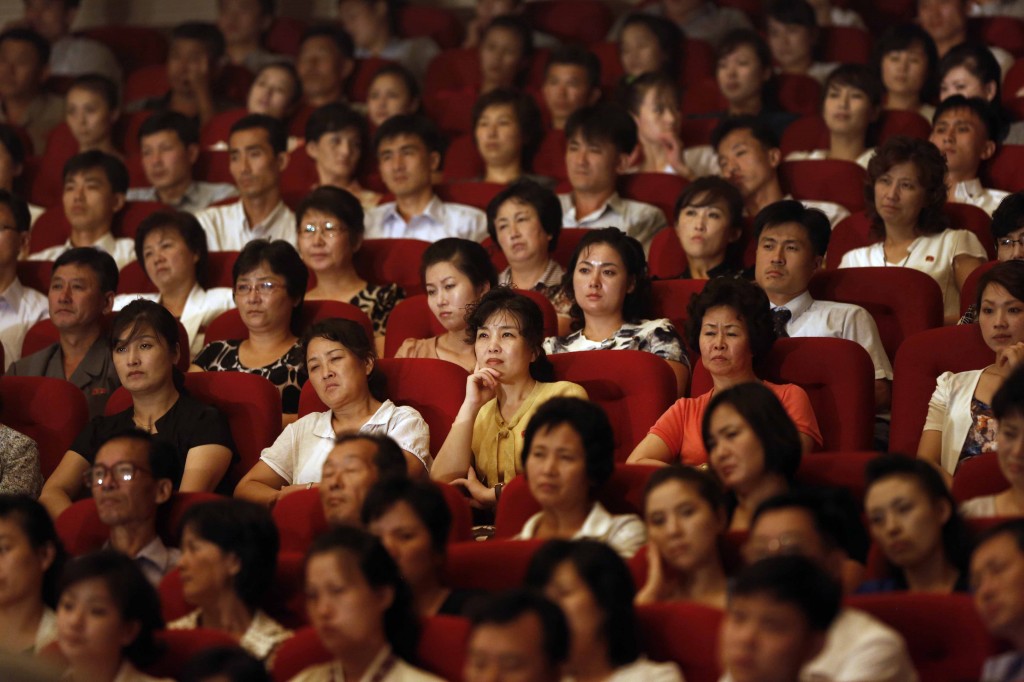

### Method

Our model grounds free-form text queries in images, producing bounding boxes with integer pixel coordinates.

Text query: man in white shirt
[366,114,487,242]
[972,520,1024,682]
[731,491,918,682]
[464,590,568,682]
[0,190,46,369]
[126,111,237,213]
[196,114,296,251]
[929,95,1008,216]
[559,102,667,251]
[18,0,121,85]
[296,25,355,112]
[28,150,135,269]
[753,200,893,411]
[714,117,850,227]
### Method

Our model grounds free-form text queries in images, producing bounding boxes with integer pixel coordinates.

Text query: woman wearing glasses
[296,187,402,351]
[192,239,310,424]
[39,300,235,519]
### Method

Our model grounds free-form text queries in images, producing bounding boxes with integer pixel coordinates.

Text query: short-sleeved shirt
[194,340,308,414]
[348,283,403,337]
[543,318,689,366]
[0,277,48,371]
[126,182,238,214]
[558,192,667,252]
[7,336,120,419]
[365,196,488,242]
[650,381,823,465]
[29,233,137,271]
[196,200,297,251]
[70,394,236,492]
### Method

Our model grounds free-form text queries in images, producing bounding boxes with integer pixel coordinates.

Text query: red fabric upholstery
[482,227,591,272]
[80,25,169,70]
[796,451,880,504]
[692,338,876,452]
[952,452,1008,503]
[946,202,998,260]
[346,56,396,103]
[777,73,822,117]
[265,16,307,57]
[144,629,241,678]
[436,181,505,211]
[124,64,252,110]
[28,201,171,254]
[398,4,463,48]
[494,463,660,538]
[961,260,998,316]
[118,252,238,294]
[298,357,469,457]
[0,376,88,477]
[271,626,329,682]
[117,110,155,157]
[524,0,614,44]
[637,602,724,682]
[650,279,707,362]
[533,129,568,181]
[194,150,233,184]
[205,300,374,345]
[973,16,1024,56]
[444,134,486,181]
[199,108,247,148]
[876,109,933,143]
[32,122,77,203]
[889,324,993,455]
[619,173,687,224]
[443,539,546,591]
[821,26,871,64]
[550,349,677,461]
[847,593,1003,682]
[807,267,944,364]
[778,159,868,213]
[352,238,431,296]
[983,144,1024,192]
[56,492,220,556]
[780,115,829,157]
[648,228,689,279]
[16,260,52,294]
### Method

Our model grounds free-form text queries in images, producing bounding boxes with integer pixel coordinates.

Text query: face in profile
[644,478,725,574]
[423,260,487,333]
[972,532,1024,640]
[0,515,55,607]
[319,438,380,526]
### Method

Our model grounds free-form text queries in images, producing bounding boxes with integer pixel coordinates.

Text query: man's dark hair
[63,150,129,195]
[544,44,601,91]
[752,199,831,257]
[468,589,570,669]
[0,28,50,67]
[53,247,119,294]
[138,110,200,147]
[334,432,408,480]
[229,113,287,155]
[300,23,355,61]
[304,102,367,145]
[933,94,1001,143]
[373,113,446,160]
[730,554,841,632]
[96,429,179,485]
[565,102,637,156]
[0,188,30,234]
[712,115,780,152]
[171,22,226,63]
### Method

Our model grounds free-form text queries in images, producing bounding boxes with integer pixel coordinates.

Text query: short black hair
[711,115,780,152]
[938,42,1002,100]
[295,185,365,245]
[374,113,446,160]
[521,397,615,491]
[0,125,26,167]
[730,554,841,632]
[643,465,728,518]
[333,432,408,480]
[565,102,637,156]
[304,102,368,145]
[751,488,868,560]
[96,428,180,485]
[871,24,939,103]
[0,28,50,66]
[171,22,226,63]
[138,110,200,147]
[0,494,66,608]
[975,518,1024,559]
[53,247,119,294]
[752,199,831,257]
[766,0,819,29]
[472,88,544,170]
[369,62,420,103]
[994,364,1024,421]
[673,176,744,235]
[0,188,30,234]
[419,237,498,291]
[300,317,383,400]
[68,73,120,110]
[866,136,949,237]
[563,228,652,331]
[717,28,772,70]
[468,589,569,669]
[230,113,287,155]
[300,24,355,61]
[361,477,451,554]
[134,210,210,287]
[466,287,554,381]
[232,239,308,333]
[486,179,563,252]
[975,261,1024,326]
[109,300,186,394]
[685,277,776,362]
[992,192,1024,240]
[823,63,883,110]
[933,94,1000,143]
[620,13,685,76]
[63,150,129,195]
[179,646,270,682]
[545,44,601,91]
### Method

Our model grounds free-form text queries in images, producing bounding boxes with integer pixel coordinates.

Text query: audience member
[295,25,354,111]
[919,0,1013,71]
[838,135,987,323]
[961,192,1024,324]
[0,189,46,368]
[929,95,1008,215]
[627,277,821,467]
[625,72,716,178]
[338,0,440,84]
[0,28,62,154]
[7,248,120,419]
[319,433,408,527]
[0,410,42,496]
[638,0,752,49]
[0,124,40,221]
[245,61,302,124]
[63,74,120,158]
[962,365,1024,517]
[972,519,1024,680]
[541,46,601,132]
[472,88,546,186]
[765,0,837,83]
[217,0,277,73]
[394,238,497,372]
[304,103,381,211]
[669,176,745,279]
[40,301,235,518]
[366,114,487,241]
[477,16,533,95]
[433,289,587,511]
[712,30,798,142]
[19,0,120,84]
[872,24,939,120]
[365,63,420,129]
[937,42,1024,144]
[618,13,684,81]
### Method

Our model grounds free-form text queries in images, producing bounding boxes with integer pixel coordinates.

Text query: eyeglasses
[999,237,1024,249]
[234,281,285,296]
[301,222,343,239]
[82,462,152,488]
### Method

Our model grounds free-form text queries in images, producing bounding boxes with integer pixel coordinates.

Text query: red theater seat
[648,228,689,279]
[637,602,725,682]
[961,260,998,316]
[80,25,168,71]
[145,629,241,679]
[524,0,614,44]
[984,144,1024,193]
[205,300,374,345]
[199,108,247,148]
[777,73,821,117]
[28,201,169,253]
[797,451,880,504]
[436,181,505,211]
[444,539,545,591]
[0,376,89,477]
[821,26,871,64]
[619,173,687,224]
[780,115,828,157]
[353,238,431,296]
[265,16,307,57]
[16,260,52,294]
[398,5,463,48]
[952,452,1007,503]
[779,159,868,213]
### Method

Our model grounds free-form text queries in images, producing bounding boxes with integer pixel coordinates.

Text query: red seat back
[24,315,190,372]
[145,629,242,679]
[972,16,1024,56]
[0,376,89,477]
[650,279,707,333]
[889,324,993,455]
[533,129,568,181]
[205,300,374,345]
[524,0,614,44]
[444,134,485,181]
[28,201,170,254]
[648,228,689,279]
[265,16,307,57]
[345,56,396,103]
[444,539,546,591]
[353,238,431,296]
[951,452,1008,503]
[777,73,821,117]
[824,211,873,270]
[983,145,1024,193]
[80,25,168,71]
[796,451,879,504]
[961,260,998,316]
[435,181,505,211]
[618,173,687,224]
[820,26,871,64]
[779,159,868,213]
[398,5,463,48]
[199,108,247,149]
[946,202,997,260]
[16,260,52,294]
[637,602,724,682]
[780,115,829,157]
[876,109,932,143]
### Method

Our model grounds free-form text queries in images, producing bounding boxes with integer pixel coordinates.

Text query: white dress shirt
[196,199,296,251]
[784,148,875,170]
[0,277,48,371]
[558,192,667,251]
[365,195,487,242]
[113,285,235,359]
[126,182,238,214]
[515,501,647,559]
[950,178,1009,217]
[29,232,136,270]
[781,193,851,228]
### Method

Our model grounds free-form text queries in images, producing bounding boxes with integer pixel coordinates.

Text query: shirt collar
[579,501,617,537]
[774,290,814,320]
[66,232,118,252]
[133,536,175,572]
[953,178,984,200]
[382,195,445,226]
[568,192,623,223]
[249,200,288,231]
[0,277,27,308]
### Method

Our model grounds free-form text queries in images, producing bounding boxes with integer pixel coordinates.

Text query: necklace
[133,412,156,433]
[883,241,913,267]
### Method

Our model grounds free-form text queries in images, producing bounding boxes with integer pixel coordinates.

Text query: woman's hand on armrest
[233,461,290,508]
[38,451,90,520]
[626,434,674,467]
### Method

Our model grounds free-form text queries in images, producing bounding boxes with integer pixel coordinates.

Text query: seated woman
[670,176,745,280]
[304,104,382,211]
[0,417,42,496]
[542,228,690,397]
[65,74,122,158]
[784,64,882,169]
[247,62,303,123]
[395,238,498,373]
[704,383,804,531]
[525,540,684,681]
[472,88,547,186]
[635,466,729,608]
[513,397,644,558]
[838,136,987,324]
[861,454,971,592]
[872,24,939,121]
[0,495,64,654]
[962,365,1024,517]
[937,42,1024,144]
[56,550,168,682]
[627,277,822,467]
[236,318,430,506]
[366,63,421,129]
[618,13,684,81]
[170,499,292,665]
[296,186,401,342]
[431,289,588,511]
[41,300,235,519]
[363,477,475,617]
[114,210,235,359]
[919,262,1024,480]
[192,239,310,421]
[295,526,443,681]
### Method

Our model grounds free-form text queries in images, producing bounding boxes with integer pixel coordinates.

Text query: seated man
[317,433,408,527]
[560,102,667,251]
[720,555,841,682]
[753,200,892,411]
[196,114,296,251]
[636,0,752,48]
[464,590,568,682]
[714,116,850,227]
[338,0,439,84]
[296,25,354,111]
[972,519,1024,680]
[919,0,1012,72]
[29,150,135,269]
[765,0,838,84]
[0,28,63,154]
[0,125,41,224]
[963,192,1024,323]
[8,247,119,419]
[929,95,1008,216]
[19,0,120,83]
[89,429,181,587]
[541,46,602,132]
[217,0,278,73]
[127,111,237,212]
[0,189,46,369]
[741,491,918,682]
[366,114,487,241]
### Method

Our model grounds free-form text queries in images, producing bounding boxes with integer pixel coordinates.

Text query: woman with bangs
[618,13,684,81]
[670,176,745,280]
[472,88,548,187]
[40,299,235,518]
[366,63,421,129]
[937,43,1023,144]
[431,288,587,512]
[304,104,381,212]
[872,24,939,121]
[785,64,882,170]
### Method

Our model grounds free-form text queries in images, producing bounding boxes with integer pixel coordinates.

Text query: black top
[71,393,237,493]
